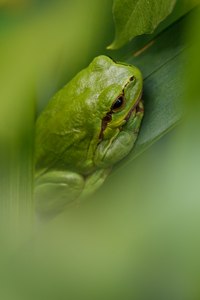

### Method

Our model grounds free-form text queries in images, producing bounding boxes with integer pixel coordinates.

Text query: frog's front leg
[94,101,144,168]
[34,170,84,217]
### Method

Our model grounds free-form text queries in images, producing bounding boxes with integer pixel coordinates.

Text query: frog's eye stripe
[99,113,112,140]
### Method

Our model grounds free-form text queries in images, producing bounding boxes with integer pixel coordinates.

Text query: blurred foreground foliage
[0,1,200,300]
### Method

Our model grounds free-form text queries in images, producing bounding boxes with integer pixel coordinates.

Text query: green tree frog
[34,55,144,216]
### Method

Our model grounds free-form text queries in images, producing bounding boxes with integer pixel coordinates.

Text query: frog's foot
[35,169,111,220]
[34,170,84,218]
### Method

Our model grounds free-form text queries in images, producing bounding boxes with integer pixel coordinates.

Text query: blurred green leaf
[0,0,113,234]
[108,0,176,49]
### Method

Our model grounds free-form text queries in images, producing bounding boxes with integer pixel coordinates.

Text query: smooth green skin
[34,55,144,217]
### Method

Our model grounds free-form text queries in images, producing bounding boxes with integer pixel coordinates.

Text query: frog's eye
[112,96,124,112]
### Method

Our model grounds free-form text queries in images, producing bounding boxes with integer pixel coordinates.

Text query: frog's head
[86,55,143,141]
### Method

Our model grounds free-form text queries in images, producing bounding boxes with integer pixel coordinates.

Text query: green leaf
[113,9,191,172]
[108,0,177,49]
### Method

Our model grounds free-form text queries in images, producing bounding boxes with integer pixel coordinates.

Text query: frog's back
[35,81,92,173]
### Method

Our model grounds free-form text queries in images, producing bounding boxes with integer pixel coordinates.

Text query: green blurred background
[0,1,200,299]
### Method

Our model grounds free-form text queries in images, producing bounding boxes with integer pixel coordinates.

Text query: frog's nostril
[130,76,135,81]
